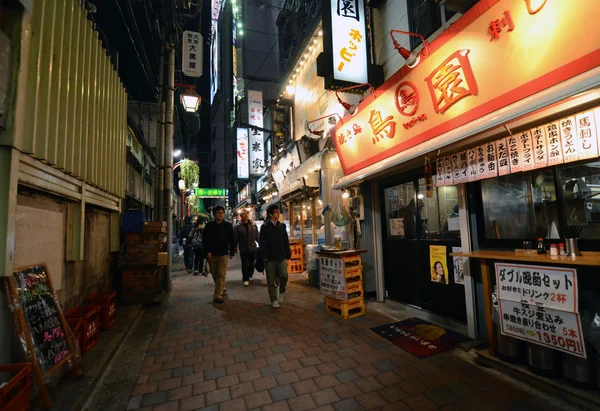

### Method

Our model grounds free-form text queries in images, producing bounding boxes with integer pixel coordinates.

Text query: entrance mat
[370,317,471,359]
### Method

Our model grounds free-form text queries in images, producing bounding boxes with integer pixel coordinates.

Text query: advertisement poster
[319,257,347,300]
[429,245,448,284]
[452,247,465,285]
[499,299,586,358]
[389,218,404,238]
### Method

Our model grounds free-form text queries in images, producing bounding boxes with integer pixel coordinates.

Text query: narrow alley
[84,258,570,411]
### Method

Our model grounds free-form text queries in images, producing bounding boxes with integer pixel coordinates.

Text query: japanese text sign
[247,90,265,176]
[333,0,600,175]
[328,0,368,84]
[182,31,202,77]
[237,128,249,179]
[495,263,578,313]
[195,188,228,198]
[499,300,586,358]
[319,257,347,300]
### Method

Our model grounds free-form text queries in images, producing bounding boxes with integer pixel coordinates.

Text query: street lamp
[175,83,201,113]
[173,149,182,157]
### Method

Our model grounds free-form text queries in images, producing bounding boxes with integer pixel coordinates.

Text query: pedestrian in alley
[202,205,237,304]
[259,204,291,308]
[235,211,259,287]
[179,216,194,273]
[188,218,205,276]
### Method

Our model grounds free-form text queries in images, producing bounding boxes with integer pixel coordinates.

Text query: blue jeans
[265,260,288,302]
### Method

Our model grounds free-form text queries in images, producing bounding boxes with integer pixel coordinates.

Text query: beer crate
[326,296,365,320]
[344,266,363,283]
[287,259,304,274]
[121,268,160,304]
[84,291,117,330]
[65,306,101,354]
[0,363,32,411]
[342,255,362,269]
[346,282,364,299]
[290,243,304,259]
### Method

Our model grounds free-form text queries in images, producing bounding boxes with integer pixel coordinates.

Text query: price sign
[319,257,347,300]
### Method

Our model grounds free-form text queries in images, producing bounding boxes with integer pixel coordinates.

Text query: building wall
[373,0,410,81]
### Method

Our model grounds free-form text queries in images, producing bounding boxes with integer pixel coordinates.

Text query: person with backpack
[189,219,205,276]
[179,216,194,273]
[235,211,259,286]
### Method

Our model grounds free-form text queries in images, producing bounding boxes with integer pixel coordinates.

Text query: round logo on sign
[394,81,419,117]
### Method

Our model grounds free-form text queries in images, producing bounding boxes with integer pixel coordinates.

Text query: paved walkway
[123,258,571,411]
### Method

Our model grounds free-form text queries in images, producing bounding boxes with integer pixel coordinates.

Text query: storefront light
[335,83,376,116]
[389,30,431,69]
[306,113,342,138]
[286,85,295,95]
[318,30,323,36]
[417,193,425,199]
[342,189,350,199]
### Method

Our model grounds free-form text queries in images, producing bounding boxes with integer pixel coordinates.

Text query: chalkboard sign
[3,263,81,408]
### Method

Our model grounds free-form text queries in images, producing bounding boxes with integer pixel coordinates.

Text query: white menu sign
[248,90,265,176]
[451,153,461,183]
[476,145,486,178]
[182,31,203,77]
[507,134,521,173]
[236,128,249,179]
[531,126,548,169]
[458,151,469,183]
[329,0,368,84]
[319,257,347,300]
[444,156,454,185]
[546,121,564,165]
[435,158,445,186]
[560,116,578,162]
[495,263,578,313]
[575,111,598,160]
[484,141,498,179]
[496,138,511,176]
[499,300,586,358]
[467,148,478,182]
[519,130,535,172]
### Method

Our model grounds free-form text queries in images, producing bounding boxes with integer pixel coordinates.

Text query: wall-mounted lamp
[306,113,342,138]
[175,83,201,112]
[342,189,350,199]
[335,83,376,115]
[389,30,432,68]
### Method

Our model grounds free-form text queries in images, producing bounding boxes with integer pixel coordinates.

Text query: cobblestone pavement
[124,258,571,411]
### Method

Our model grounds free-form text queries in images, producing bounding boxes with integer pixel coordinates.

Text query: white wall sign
[236,128,249,179]
[507,135,521,173]
[546,121,564,165]
[499,299,586,358]
[495,263,578,313]
[458,151,469,183]
[329,0,368,84]
[182,31,203,77]
[484,141,498,179]
[247,90,265,176]
[575,111,598,160]
[532,126,548,169]
[519,130,535,172]
[451,153,461,183]
[561,115,578,162]
[319,257,347,299]
[444,155,453,185]
[496,138,511,176]
[476,145,486,178]
[452,246,465,285]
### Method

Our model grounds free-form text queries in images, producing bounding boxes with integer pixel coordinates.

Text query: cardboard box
[143,221,167,233]
[157,252,168,266]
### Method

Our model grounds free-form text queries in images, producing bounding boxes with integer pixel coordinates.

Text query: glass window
[384,183,417,239]
[407,0,461,49]
[418,179,461,240]
[481,170,559,240]
[558,162,600,239]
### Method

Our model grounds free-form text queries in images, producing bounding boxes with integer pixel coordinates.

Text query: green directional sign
[195,188,229,198]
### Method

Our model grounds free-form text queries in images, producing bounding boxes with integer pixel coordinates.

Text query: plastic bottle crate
[0,363,31,411]
[342,255,362,269]
[345,266,363,284]
[346,282,364,299]
[290,244,304,259]
[326,296,365,319]
[287,259,304,274]
[65,305,101,354]
[66,317,83,354]
[84,291,117,330]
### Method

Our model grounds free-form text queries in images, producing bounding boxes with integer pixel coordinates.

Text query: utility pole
[164,42,175,290]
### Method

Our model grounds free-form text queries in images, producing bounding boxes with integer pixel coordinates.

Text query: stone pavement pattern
[124,258,569,411]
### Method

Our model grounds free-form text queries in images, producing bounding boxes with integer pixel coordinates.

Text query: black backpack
[191,230,203,248]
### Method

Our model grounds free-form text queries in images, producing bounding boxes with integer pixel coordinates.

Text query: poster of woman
[429,245,449,284]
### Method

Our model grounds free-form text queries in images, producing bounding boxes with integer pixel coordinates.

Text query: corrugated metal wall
[359,182,378,294]
[15,0,127,198]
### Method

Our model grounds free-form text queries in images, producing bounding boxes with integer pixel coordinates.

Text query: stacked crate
[325,254,365,319]
[120,221,167,303]
[288,239,304,274]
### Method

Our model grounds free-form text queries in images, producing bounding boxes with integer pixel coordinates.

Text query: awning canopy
[278,151,323,198]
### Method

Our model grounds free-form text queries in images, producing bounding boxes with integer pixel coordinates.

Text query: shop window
[419,179,461,240]
[384,183,417,239]
[407,0,458,50]
[480,170,559,240]
[557,162,600,239]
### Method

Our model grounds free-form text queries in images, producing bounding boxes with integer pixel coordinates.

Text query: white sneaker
[243,281,250,287]
[272,301,280,308]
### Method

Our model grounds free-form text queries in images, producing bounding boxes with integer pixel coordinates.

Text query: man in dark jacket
[259,204,291,308]
[235,211,259,287]
[179,216,194,273]
[202,205,237,303]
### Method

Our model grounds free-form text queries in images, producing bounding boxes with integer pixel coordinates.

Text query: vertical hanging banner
[546,121,564,165]
[467,148,478,182]
[247,90,265,176]
[507,134,521,173]
[451,153,461,183]
[476,145,486,178]
[237,128,249,179]
[496,138,511,176]
[519,130,535,172]
[435,158,445,186]
[532,126,548,169]
[443,156,453,185]
[182,31,203,77]
[326,0,369,84]
[561,116,578,162]
[575,111,598,160]
[484,141,498,179]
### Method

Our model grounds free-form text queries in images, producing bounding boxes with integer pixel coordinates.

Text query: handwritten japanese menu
[495,263,585,358]
[13,265,72,373]
[435,107,600,186]
[319,257,347,300]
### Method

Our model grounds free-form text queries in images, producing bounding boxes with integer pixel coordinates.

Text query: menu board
[319,257,347,300]
[3,264,81,407]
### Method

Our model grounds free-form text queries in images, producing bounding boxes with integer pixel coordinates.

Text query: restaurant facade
[329,0,600,400]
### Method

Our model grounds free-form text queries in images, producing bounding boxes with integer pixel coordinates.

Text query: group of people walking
[179,204,291,308]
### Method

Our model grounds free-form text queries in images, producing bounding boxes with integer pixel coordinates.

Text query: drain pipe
[164,42,175,290]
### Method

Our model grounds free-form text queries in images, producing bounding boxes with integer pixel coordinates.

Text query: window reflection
[558,162,600,239]
[384,183,417,239]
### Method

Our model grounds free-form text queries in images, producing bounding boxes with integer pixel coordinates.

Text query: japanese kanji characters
[337,0,360,21]
[488,10,515,41]
[425,50,478,115]
[369,110,396,145]
[338,29,364,72]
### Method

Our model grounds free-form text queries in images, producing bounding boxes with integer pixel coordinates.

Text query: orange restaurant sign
[333,0,600,175]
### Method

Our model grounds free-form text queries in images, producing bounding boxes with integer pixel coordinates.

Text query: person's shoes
[243,281,250,287]
[278,292,284,303]
[193,271,199,276]
[187,269,192,273]
[213,298,224,304]
[272,300,280,308]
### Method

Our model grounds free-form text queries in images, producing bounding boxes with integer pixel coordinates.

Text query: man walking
[203,205,237,304]
[179,217,194,273]
[259,204,291,308]
[235,211,259,287]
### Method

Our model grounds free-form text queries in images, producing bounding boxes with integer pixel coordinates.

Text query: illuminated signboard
[210,0,223,104]
[182,31,202,77]
[248,90,265,176]
[195,188,229,198]
[237,128,249,179]
[333,0,600,175]
[325,0,368,84]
